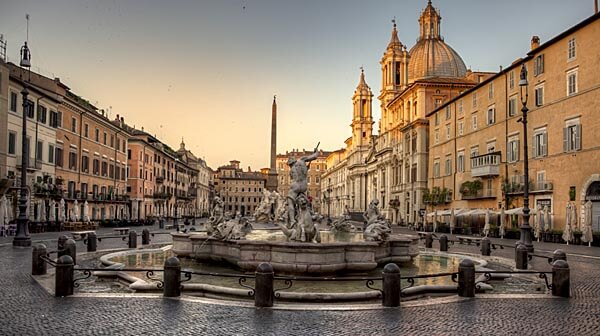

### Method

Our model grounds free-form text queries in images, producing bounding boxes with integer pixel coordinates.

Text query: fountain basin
[172,230,419,274]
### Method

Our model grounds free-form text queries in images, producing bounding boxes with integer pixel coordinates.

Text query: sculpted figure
[287,146,320,226]
[364,199,384,225]
[280,194,320,243]
[364,222,392,241]
[331,205,355,233]
[207,196,224,235]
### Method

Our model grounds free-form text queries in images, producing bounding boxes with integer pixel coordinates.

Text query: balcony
[461,188,497,200]
[531,180,554,193]
[17,156,42,171]
[471,152,500,177]
[156,176,165,184]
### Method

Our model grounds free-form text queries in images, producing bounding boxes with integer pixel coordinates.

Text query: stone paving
[0,223,599,335]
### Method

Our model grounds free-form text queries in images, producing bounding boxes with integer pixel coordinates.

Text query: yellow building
[427,13,600,232]
[213,160,266,216]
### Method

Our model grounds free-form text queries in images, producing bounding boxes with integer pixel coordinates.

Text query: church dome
[408,39,467,80]
[407,0,467,81]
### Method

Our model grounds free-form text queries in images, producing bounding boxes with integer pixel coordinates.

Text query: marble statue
[213,212,253,240]
[362,199,391,241]
[330,205,355,233]
[273,192,287,222]
[254,189,273,222]
[280,194,321,243]
[207,196,224,235]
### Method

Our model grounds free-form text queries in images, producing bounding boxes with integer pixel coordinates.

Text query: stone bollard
[425,233,433,248]
[142,229,150,245]
[163,257,182,297]
[57,235,68,258]
[255,263,274,308]
[86,232,97,252]
[55,255,74,297]
[382,263,401,307]
[515,244,528,270]
[458,259,475,297]
[552,259,570,298]
[128,230,138,248]
[552,249,567,263]
[64,239,77,265]
[481,237,491,256]
[439,235,448,252]
[32,244,48,275]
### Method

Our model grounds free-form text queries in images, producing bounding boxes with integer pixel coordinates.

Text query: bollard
[55,255,74,297]
[142,229,150,245]
[64,239,77,265]
[439,235,448,252]
[32,244,48,275]
[86,232,97,252]
[128,230,138,248]
[57,235,68,258]
[458,259,475,297]
[163,257,181,297]
[425,233,433,248]
[159,218,165,230]
[515,244,528,270]
[382,263,401,307]
[552,259,570,298]
[552,249,567,263]
[481,237,491,256]
[255,263,274,308]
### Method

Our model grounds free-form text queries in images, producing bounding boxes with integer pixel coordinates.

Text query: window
[95,129,99,142]
[26,100,34,118]
[55,147,64,167]
[49,111,58,128]
[509,71,515,89]
[507,136,519,163]
[564,120,581,152]
[433,160,440,178]
[434,113,439,126]
[116,137,120,151]
[458,100,463,114]
[445,106,451,120]
[535,85,544,107]
[103,132,107,145]
[471,113,478,130]
[37,105,47,124]
[71,117,77,133]
[93,159,100,175]
[458,119,464,136]
[69,152,78,170]
[568,37,576,60]
[472,92,477,108]
[82,155,89,172]
[110,135,114,148]
[10,92,17,112]
[434,130,439,144]
[488,83,494,99]
[127,149,131,160]
[48,144,55,164]
[446,125,451,140]
[470,146,479,158]
[533,129,548,158]
[57,111,62,128]
[567,69,578,96]
[534,54,544,76]
[457,151,465,173]
[84,124,89,138]
[508,96,517,117]
[486,107,495,125]
[102,161,108,176]
[36,140,43,161]
[8,132,16,155]
[434,98,442,108]
[445,156,452,176]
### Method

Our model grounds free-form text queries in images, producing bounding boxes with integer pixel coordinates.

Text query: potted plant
[551,229,563,243]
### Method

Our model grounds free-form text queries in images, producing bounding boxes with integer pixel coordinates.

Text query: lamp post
[517,64,534,252]
[324,188,332,224]
[13,41,32,247]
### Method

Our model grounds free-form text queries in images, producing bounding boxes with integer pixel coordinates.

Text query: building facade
[322,1,488,224]
[276,149,330,213]
[427,13,600,232]
[213,160,266,216]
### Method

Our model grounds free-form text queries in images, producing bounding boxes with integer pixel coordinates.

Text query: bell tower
[351,68,374,149]
[418,0,442,40]
[379,19,409,132]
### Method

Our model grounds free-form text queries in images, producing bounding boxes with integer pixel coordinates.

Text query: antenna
[0,34,6,62]
[26,14,30,42]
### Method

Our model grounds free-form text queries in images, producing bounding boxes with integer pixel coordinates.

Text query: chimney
[116,114,120,121]
[248,166,251,172]
[531,36,540,50]
[120,117,124,127]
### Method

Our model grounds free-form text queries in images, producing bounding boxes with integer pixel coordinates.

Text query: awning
[504,207,537,215]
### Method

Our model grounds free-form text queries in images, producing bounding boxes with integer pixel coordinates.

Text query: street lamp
[324,188,332,224]
[517,63,534,252]
[13,41,32,247]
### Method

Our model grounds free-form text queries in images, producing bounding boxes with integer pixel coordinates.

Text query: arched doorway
[585,181,600,231]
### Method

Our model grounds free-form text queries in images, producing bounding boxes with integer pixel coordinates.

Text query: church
[321,0,492,224]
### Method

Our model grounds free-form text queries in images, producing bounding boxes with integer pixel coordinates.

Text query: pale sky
[0,0,595,170]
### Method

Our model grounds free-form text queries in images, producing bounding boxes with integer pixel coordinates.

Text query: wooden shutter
[563,127,568,152]
[543,133,548,156]
[533,135,538,157]
[575,124,582,151]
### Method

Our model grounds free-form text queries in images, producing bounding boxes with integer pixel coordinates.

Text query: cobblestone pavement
[1,224,599,335]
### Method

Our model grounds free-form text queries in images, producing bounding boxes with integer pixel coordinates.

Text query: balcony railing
[156,176,165,184]
[503,180,554,195]
[17,156,42,170]
[470,152,501,177]
[461,189,497,200]
[531,180,554,193]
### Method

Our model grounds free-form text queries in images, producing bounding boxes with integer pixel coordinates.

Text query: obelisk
[266,95,278,191]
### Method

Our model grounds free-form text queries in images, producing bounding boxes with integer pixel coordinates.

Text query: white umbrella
[571,203,578,231]
[83,201,90,223]
[433,209,438,233]
[49,200,56,222]
[59,198,66,222]
[544,206,551,231]
[40,200,47,222]
[563,203,574,245]
[499,207,505,238]
[34,201,41,222]
[450,208,455,235]
[0,195,7,226]
[538,206,545,233]
[533,207,541,242]
[483,209,491,237]
[109,206,115,220]
[72,200,80,222]
[582,200,594,247]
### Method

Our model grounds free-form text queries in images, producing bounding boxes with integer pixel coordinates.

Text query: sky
[0,0,595,170]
